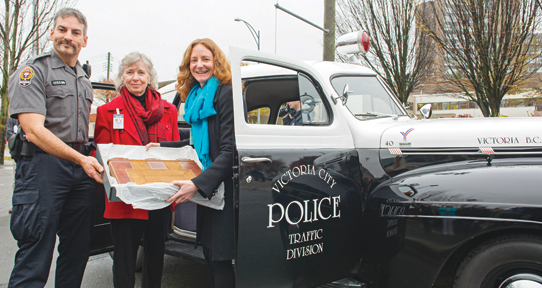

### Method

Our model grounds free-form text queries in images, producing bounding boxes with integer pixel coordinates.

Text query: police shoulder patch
[19,67,34,87]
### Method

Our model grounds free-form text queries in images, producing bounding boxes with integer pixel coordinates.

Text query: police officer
[7,8,104,288]
[280,100,302,126]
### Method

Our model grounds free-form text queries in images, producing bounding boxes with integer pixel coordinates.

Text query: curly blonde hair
[176,38,232,102]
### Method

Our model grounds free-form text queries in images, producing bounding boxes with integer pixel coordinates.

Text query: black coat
[191,84,235,261]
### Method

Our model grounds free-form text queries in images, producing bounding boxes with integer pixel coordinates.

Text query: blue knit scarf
[183,77,219,170]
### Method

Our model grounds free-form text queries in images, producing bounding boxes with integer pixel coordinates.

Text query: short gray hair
[114,52,158,91]
[54,8,88,37]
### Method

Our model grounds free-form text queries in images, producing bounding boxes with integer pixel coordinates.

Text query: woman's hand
[145,142,160,151]
[168,180,199,203]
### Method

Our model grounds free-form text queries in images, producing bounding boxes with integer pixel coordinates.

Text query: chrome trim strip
[391,200,542,208]
[400,151,542,155]
[241,157,273,163]
[383,214,542,225]
[173,227,197,239]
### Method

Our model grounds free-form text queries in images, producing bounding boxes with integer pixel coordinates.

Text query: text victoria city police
[266,165,341,260]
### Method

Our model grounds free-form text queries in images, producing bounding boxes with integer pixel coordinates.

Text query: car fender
[361,159,542,288]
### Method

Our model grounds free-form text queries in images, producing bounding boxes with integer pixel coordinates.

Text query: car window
[242,62,330,126]
[247,107,271,124]
[331,76,406,119]
[89,83,119,139]
[159,84,177,104]
[157,83,187,126]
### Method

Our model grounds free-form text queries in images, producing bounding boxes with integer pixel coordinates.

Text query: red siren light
[336,31,371,56]
[361,31,370,54]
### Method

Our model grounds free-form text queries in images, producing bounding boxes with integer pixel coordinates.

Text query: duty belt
[35,142,88,155]
[68,142,86,154]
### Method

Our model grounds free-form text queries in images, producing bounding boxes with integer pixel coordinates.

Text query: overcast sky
[76,0,326,82]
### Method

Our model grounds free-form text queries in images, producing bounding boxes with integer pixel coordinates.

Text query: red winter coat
[94,94,180,219]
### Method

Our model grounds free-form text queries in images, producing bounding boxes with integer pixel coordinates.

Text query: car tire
[108,245,145,271]
[453,234,542,288]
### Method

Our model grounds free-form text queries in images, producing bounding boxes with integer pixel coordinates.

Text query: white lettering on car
[288,229,324,244]
[477,137,519,145]
[272,165,335,193]
[526,136,540,143]
[286,243,324,260]
[267,196,341,228]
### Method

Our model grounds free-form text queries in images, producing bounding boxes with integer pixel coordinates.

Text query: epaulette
[25,51,52,65]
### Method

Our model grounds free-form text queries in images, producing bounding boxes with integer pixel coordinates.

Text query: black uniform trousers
[9,152,95,288]
[111,207,170,288]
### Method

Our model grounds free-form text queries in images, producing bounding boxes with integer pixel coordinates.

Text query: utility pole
[323,0,336,61]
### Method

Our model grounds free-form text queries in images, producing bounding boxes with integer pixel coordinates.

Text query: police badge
[19,67,34,87]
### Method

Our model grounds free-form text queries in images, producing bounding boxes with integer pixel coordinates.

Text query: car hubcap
[499,273,542,288]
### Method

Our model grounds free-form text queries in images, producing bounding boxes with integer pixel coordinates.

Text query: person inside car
[279,100,302,125]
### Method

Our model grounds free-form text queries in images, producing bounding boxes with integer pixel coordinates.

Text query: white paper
[97,143,225,210]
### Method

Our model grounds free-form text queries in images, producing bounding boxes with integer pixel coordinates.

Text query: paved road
[0,152,210,287]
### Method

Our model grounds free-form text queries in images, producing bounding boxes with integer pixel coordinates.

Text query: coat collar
[104,97,172,145]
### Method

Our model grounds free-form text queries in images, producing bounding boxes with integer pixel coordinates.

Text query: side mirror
[419,104,433,119]
[332,84,351,105]
[341,84,352,105]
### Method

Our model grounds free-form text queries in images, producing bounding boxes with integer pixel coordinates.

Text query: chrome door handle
[241,157,272,163]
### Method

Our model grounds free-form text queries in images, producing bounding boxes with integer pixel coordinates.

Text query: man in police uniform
[7,8,104,288]
[280,100,302,126]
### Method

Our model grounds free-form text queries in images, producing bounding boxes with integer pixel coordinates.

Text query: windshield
[331,76,406,119]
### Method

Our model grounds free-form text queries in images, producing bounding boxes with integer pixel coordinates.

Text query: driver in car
[279,100,302,125]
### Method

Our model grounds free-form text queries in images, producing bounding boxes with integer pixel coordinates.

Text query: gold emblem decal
[19,67,34,87]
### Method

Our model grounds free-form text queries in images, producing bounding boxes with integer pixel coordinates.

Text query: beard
[55,40,78,56]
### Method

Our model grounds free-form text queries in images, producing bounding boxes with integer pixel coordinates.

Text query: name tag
[113,112,124,130]
[51,80,66,86]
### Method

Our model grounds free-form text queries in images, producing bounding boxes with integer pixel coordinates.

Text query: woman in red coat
[94,51,179,288]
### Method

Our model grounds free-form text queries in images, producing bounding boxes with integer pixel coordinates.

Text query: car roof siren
[336,31,370,56]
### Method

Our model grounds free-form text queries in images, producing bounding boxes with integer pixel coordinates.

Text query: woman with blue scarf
[166,38,235,288]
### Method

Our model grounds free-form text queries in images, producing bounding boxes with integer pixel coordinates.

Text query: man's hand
[80,156,104,183]
[168,180,198,203]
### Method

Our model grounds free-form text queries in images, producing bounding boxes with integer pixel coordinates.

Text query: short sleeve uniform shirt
[8,50,94,143]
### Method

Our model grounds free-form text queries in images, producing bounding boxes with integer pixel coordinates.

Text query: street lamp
[234,18,260,51]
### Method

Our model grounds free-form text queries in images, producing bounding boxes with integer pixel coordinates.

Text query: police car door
[230,47,364,287]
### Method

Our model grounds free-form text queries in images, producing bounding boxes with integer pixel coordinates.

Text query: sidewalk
[0,147,14,215]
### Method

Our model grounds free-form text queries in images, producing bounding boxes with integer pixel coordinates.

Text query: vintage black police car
[91,34,542,288]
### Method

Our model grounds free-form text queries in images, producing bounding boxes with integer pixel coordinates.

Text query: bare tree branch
[419,0,541,117]
[336,0,435,105]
